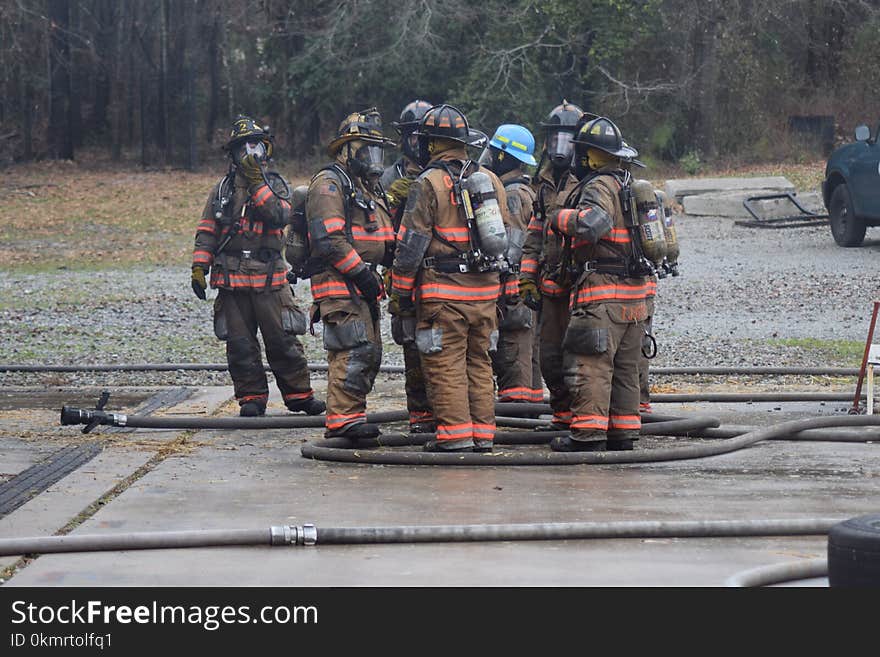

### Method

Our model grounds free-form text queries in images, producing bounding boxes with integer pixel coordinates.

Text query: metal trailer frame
[735,192,829,228]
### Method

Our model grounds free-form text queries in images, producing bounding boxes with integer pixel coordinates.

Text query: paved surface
[2,382,878,587]
[3,205,880,587]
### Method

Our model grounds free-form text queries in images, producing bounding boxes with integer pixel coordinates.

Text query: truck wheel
[829,184,866,247]
[827,514,880,587]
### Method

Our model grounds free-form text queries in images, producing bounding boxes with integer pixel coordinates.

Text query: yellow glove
[387,292,415,317]
[239,153,264,187]
[382,268,393,296]
[387,176,413,208]
[519,278,541,311]
[191,266,208,300]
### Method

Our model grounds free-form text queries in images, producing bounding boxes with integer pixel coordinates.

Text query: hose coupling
[60,391,119,433]
[270,524,317,547]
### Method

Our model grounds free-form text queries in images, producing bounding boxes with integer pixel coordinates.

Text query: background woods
[1,0,879,170]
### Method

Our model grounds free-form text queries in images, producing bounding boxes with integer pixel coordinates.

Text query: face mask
[479,146,518,176]
[546,130,574,168]
[349,143,385,180]
[402,131,420,163]
[235,139,267,165]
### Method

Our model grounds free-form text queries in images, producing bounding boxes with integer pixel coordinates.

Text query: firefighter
[479,124,543,403]
[380,99,435,433]
[191,116,324,417]
[390,104,512,453]
[306,108,396,441]
[519,100,587,428]
[548,116,650,451]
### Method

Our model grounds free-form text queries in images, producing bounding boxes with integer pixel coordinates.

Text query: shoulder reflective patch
[319,182,338,196]
[507,192,523,217]
[404,180,423,212]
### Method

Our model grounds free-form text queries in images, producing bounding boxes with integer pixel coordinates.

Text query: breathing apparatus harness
[209,158,291,290]
[421,159,510,275]
[562,168,657,280]
[302,163,390,320]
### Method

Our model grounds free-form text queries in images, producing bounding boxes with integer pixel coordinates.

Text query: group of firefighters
[191,99,680,453]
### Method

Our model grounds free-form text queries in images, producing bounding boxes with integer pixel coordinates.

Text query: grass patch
[768,337,865,365]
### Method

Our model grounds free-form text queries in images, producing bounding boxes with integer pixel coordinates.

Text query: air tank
[284,185,310,275]
[632,179,667,271]
[655,190,680,276]
[463,170,508,257]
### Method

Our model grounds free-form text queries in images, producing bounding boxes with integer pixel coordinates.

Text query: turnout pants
[416,299,497,447]
[214,286,313,408]
[563,300,647,445]
[492,300,541,402]
[639,296,655,412]
[319,296,382,436]
[403,341,434,428]
[539,293,573,426]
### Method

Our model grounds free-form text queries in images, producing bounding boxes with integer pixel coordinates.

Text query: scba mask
[348,142,385,181]
[478,146,518,176]
[546,130,575,168]
[234,139,268,165]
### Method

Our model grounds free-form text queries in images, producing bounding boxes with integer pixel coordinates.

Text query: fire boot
[606,430,638,451]
[240,401,266,417]
[550,433,607,452]
[473,439,494,453]
[409,421,437,434]
[286,398,327,415]
[327,422,381,441]
[423,438,476,452]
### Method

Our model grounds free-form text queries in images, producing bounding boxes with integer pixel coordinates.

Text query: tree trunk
[206,6,220,143]
[47,0,74,160]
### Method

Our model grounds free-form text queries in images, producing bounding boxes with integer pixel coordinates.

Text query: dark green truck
[823,123,880,246]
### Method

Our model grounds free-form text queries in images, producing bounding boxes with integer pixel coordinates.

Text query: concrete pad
[0,447,153,575]
[157,385,234,416]
[683,190,821,218]
[7,400,879,586]
[666,176,794,202]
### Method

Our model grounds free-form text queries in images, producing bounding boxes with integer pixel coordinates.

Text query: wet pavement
[1,381,878,587]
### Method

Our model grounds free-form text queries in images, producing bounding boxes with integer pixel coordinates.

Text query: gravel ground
[2,213,880,389]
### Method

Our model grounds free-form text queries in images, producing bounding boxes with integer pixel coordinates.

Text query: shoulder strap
[315,163,356,243]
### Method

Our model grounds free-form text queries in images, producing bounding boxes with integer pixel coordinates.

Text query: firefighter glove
[352,268,380,302]
[239,153,264,187]
[387,293,415,317]
[519,278,541,311]
[382,268,393,296]
[191,266,208,300]
[387,176,413,207]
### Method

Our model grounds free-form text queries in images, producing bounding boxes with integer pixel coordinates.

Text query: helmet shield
[546,130,575,167]
[477,146,492,168]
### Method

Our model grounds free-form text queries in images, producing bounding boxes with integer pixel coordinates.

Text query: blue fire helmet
[488,124,538,166]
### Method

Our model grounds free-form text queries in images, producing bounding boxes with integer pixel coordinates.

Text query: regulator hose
[0,518,842,558]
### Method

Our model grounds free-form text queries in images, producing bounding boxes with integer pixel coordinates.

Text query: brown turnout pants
[639,296,655,411]
[319,296,382,436]
[214,286,313,407]
[563,301,646,444]
[539,293,573,426]
[416,299,497,446]
[403,341,433,427]
[492,300,540,402]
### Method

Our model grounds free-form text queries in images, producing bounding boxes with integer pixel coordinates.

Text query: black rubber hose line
[2,363,860,376]
[0,518,842,558]
[300,415,880,466]
[724,558,828,587]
